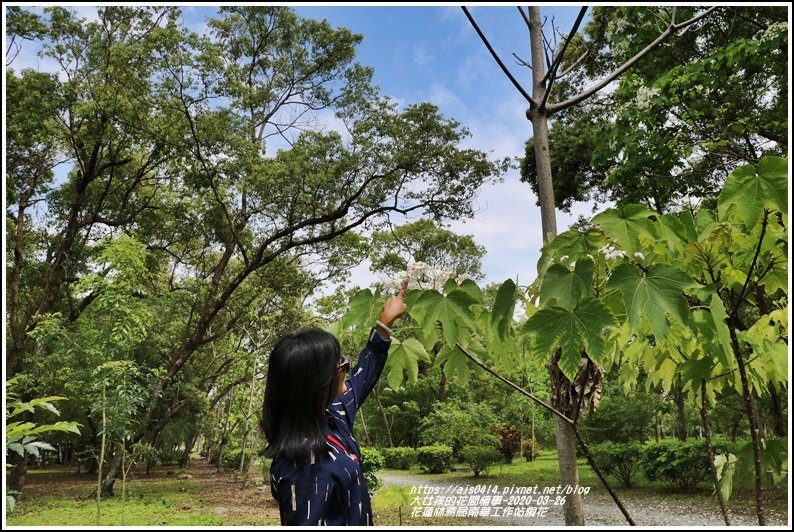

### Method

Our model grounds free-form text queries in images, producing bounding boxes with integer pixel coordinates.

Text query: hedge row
[590,438,742,489]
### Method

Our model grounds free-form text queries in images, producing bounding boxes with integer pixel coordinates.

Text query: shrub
[361,447,385,495]
[462,445,502,477]
[416,445,453,474]
[642,439,735,490]
[580,393,659,444]
[590,442,645,487]
[158,448,183,466]
[419,401,496,460]
[491,425,521,464]
[522,438,542,461]
[221,447,253,471]
[382,447,418,470]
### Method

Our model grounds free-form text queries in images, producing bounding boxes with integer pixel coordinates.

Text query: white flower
[761,21,787,43]
[635,86,661,111]
[599,245,627,261]
[408,261,429,275]
[559,255,569,263]
[634,252,645,260]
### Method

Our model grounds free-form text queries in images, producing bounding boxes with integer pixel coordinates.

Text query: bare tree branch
[512,52,533,70]
[540,6,588,110]
[557,48,589,79]
[548,7,718,114]
[516,6,531,29]
[461,6,535,107]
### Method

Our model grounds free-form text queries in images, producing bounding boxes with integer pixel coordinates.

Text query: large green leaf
[341,289,376,330]
[522,297,617,380]
[718,156,788,229]
[453,279,483,304]
[435,344,470,384]
[540,258,593,311]
[592,204,658,255]
[654,214,688,257]
[408,288,477,346]
[385,338,431,390]
[607,263,696,341]
[537,228,606,279]
[490,279,517,342]
[714,453,738,503]
[708,294,734,368]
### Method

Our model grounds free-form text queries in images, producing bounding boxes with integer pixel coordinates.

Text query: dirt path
[378,471,788,526]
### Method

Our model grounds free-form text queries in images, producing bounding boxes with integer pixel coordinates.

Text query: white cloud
[426,83,464,113]
[411,45,434,67]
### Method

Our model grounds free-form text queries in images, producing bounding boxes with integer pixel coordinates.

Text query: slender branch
[558,48,589,78]
[541,6,587,85]
[456,343,574,424]
[461,6,535,106]
[733,209,769,315]
[571,425,636,526]
[516,6,531,29]
[457,343,636,526]
[512,52,532,70]
[548,6,718,114]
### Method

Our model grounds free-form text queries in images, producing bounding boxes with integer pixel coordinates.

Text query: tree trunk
[555,419,584,525]
[729,324,766,525]
[8,452,28,493]
[527,6,580,525]
[180,420,201,468]
[372,388,394,447]
[100,445,124,498]
[767,384,786,437]
[239,364,258,474]
[701,380,730,525]
[673,384,688,441]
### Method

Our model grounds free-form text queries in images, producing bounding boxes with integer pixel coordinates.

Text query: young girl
[262,279,408,525]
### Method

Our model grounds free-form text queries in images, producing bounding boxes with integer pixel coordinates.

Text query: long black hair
[261,328,342,460]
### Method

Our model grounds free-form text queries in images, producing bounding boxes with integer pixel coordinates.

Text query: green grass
[8,469,225,526]
[371,484,495,526]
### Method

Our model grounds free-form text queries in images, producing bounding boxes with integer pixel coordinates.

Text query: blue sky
[6,4,595,291]
[288,5,593,289]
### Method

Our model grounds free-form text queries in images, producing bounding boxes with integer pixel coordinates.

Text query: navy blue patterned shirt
[270,328,391,526]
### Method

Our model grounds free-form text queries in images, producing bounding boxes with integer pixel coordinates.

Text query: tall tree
[521,7,788,213]
[463,5,718,525]
[368,219,486,280]
[6,6,504,497]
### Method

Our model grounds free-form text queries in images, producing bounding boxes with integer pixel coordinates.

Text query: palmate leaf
[607,263,696,341]
[714,453,738,503]
[385,338,431,390]
[490,279,517,342]
[718,156,788,229]
[435,344,470,385]
[537,228,606,280]
[522,297,617,381]
[592,204,658,255]
[340,289,378,330]
[408,288,478,347]
[540,258,593,311]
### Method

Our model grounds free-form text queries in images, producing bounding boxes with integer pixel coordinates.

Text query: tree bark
[673,384,688,441]
[100,446,125,498]
[555,419,584,524]
[767,384,786,437]
[729,324,766,525]
[527,6,580,525]
[701,380,731,525]
[180,419,201,468]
